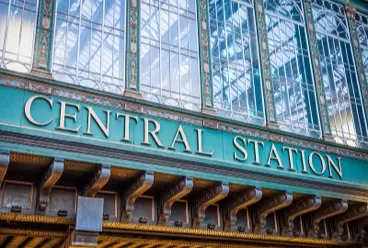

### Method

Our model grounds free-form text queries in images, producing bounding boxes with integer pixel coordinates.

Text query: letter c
[24,95,53,126]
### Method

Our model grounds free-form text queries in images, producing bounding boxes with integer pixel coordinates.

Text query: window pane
[265,0,321,137]
[52,0,126,95]
[356,12,368,102]
[0,0,38,73]
[140,0,201,111]
[209,0,264,125]
[313,0,368,147]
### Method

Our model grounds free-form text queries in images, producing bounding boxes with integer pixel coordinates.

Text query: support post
[31,0,57,79]
[0,150,10,187]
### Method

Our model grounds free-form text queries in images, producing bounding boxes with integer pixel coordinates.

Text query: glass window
[313,0,368,147]
[0,0,38,73]
[140,0,201,111]
[209,0,264,125]
[356,11,368,94]
[265,0,321,137]
[52,0,126,94]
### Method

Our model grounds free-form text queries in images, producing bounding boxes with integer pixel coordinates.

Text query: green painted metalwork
[254,0,279,127]
[32,0,56,73]
[303,0,333,139]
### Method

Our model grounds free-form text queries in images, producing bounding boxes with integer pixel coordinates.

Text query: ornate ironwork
[193,182,229,228]
[158,177,193,225]
[281,196,321,237]
[37,158,64,211]
[332,203,368,241]
[0,150,10,186]
[121,171,154,222]
[224,187,262,232]
[83,164,111,197]
[254,191,293,235]
[306,199,348,239]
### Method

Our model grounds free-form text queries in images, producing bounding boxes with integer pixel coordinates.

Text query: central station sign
[1,85,367,185]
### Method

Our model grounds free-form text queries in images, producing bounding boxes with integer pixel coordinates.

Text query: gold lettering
[169,125,191,152]
[300,150,308,173]
[85,107,111,137]
[326,155,343,179]
[282,146,298,171]
[58,101,80,132]
[195,129,213,156]
[248,139,264,164]
[266,144,284,169]
[116,113,138,142]
[142,118,164,147]
[233,136,248,161]
[308,152,326,176]
[24,95,53,126]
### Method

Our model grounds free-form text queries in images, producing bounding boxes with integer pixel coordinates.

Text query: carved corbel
[353,217,368,243]
[158,177,193,226]
[224,187,262,232]
[307,199,348,239]
[121,171,154,222]
[281,196,321,237]
[332,203,368,242]
[0,150,10,186]
[192,182,229,229]
[83,164,111,197]
[254,191,293,235]
[38,158,64,211]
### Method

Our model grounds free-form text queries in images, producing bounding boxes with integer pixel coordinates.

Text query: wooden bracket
[158,176,193,226]
[281,196,321,237]
[83,164,111,197]
[224,187,262,232]
[192,182,229,229]
[332,203,368,241]
[254,191,293,235]
[353,217,368,243]
[121,171,154,222]
[38,158,64,211]
[307,199,348,239]
[0,150,10,186]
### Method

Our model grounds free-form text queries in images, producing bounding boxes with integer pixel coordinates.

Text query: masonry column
[197,0,216,115]
[124,0,143,99]
[255,0,278,129]
[345,1,368,119]
[303,0,334,142]
[30,0,57,79]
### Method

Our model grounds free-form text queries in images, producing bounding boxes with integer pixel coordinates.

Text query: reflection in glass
[52,0,126,94]
[265,0,321,137]
[209,0,264,124]
[356,11,368,97]
[140,0,200,111]
[313,0,368,147]
[0,0,38,73]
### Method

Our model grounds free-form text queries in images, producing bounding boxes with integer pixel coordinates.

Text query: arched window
[0,0,38,73]
[52,0,126,94]
[140,0,201,111]
[209,0,264,125]
[356,11,368,92]
[264,0,321,137]
[313,0,368,147]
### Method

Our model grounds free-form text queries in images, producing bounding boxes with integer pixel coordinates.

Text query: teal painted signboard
[0,85,368,189]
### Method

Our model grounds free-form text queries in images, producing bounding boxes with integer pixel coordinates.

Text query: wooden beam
[254,191,293,235]
[307,199,348,239]
[38,158,64,211]
[83,164,111,197]
[121,171,154,222]
[281,196,321,237]
[224,187,262,232]
[25,237,47,248]
[158,176,193,225]
[332,203,368,241]
[0,150,10,186]
[192,182,229,229]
